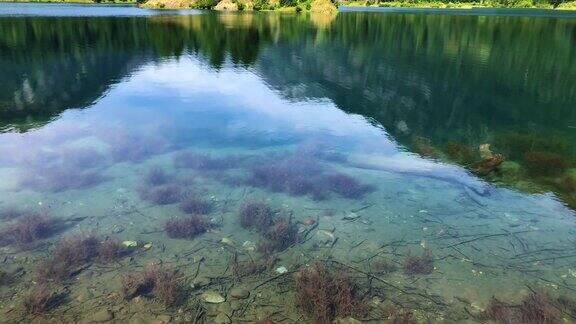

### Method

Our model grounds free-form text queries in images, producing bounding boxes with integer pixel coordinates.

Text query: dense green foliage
[346,0,575,8]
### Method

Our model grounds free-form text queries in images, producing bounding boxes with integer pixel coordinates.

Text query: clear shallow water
[1,4,576,323]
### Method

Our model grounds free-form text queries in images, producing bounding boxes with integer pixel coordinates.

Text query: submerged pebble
[229,287,250,299]
[242,241,256,251]
[275,266,288,274]
[316,230,336,245]
[221,237,235,246]
[214,312,231,324]
[122,240,138,248]
[92,309,114,322]
[342,212,360,221]
[201,291,225,303]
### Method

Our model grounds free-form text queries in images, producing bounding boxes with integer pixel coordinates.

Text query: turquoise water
[1,4,576,323]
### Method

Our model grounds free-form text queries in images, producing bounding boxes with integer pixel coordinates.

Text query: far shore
[0,0,575,11]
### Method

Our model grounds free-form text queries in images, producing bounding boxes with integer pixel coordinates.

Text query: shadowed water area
[1,4,576,322]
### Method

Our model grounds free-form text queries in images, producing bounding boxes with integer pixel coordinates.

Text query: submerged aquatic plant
[445,141,477,165]
[295,262,366,323]
[37,233,129,282]
[0,207,25,220]
[382,304,416,324]
[259,217,299,254]
[371,258,397,274]
[247,155,373,200]
[53,233,100,267]
[138,183,183,205]
[403,249,434,275]
[324,173,375,199]
[147,264,184,306]
[144,166,172,186]
[480,292,561,323]
[173,151,247,171]
[62,147,106,170]
[180,194,213,215]
[247,157,325,199]
[121,263,184,306]
[480,297,514,323]
[97,237,130,263]
[21,165,107,192]
[22,284,65,315]
[107,132,167,163]
[239,201,275,233]
[164,215,211,239]
[519,291,560,323]
[230,253,267,279]
[1,213,54,246]
[523,151,570,177]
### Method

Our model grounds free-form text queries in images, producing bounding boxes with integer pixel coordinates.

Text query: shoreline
[1,0,575,10]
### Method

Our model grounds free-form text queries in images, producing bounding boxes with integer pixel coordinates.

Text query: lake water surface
[1,4,576,323]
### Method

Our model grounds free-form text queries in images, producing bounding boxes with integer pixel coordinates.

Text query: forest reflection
[1,11,576,207]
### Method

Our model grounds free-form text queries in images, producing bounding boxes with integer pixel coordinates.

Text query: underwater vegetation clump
[247,155,373,200]
[403,249,434,275]
[324,173,375,199]
[239,201,275,232]
[179,194,213,215]
[519,291,560,323]
[0,213,54,246]
[496,132,571,161]
[107,132,167,163]
[144,166,173,186]
[370,258,397,274]
[295,262,366,323]
[37,233,130,282]
[17,147,109,192]
[22,284,65,315]
[173,150,246,171]
[0,207,25,220]
[138,183,183,205]
[230,253,268,279]
[412,136,440,159]
[21,164,107,192]
[480,292,562,323]
[259,217,299,254]
[37,233,100,282]
[523,151,570,177]
[248,156,327,200]
[121,263,185,306]
[382,304,416,324]
[97,237,130,263]
[445,141,477,165]
[164,215,211,239]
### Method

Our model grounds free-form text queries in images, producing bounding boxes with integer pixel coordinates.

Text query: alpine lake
[1,3,576,323]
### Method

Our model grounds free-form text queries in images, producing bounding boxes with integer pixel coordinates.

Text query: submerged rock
[242,240,256,251]
[214,312,231,324]
[122,240,138,248]
[473,143,505,175]
[229,287,250,299]
[342,212,360,221]
[275,266,288,274]
[201,291,225,304]
[92,309,113,322]
[316,229,336,245]
[220,237,235,246]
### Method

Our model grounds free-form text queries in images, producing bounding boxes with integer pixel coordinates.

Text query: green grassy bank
[343,0,576,9]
